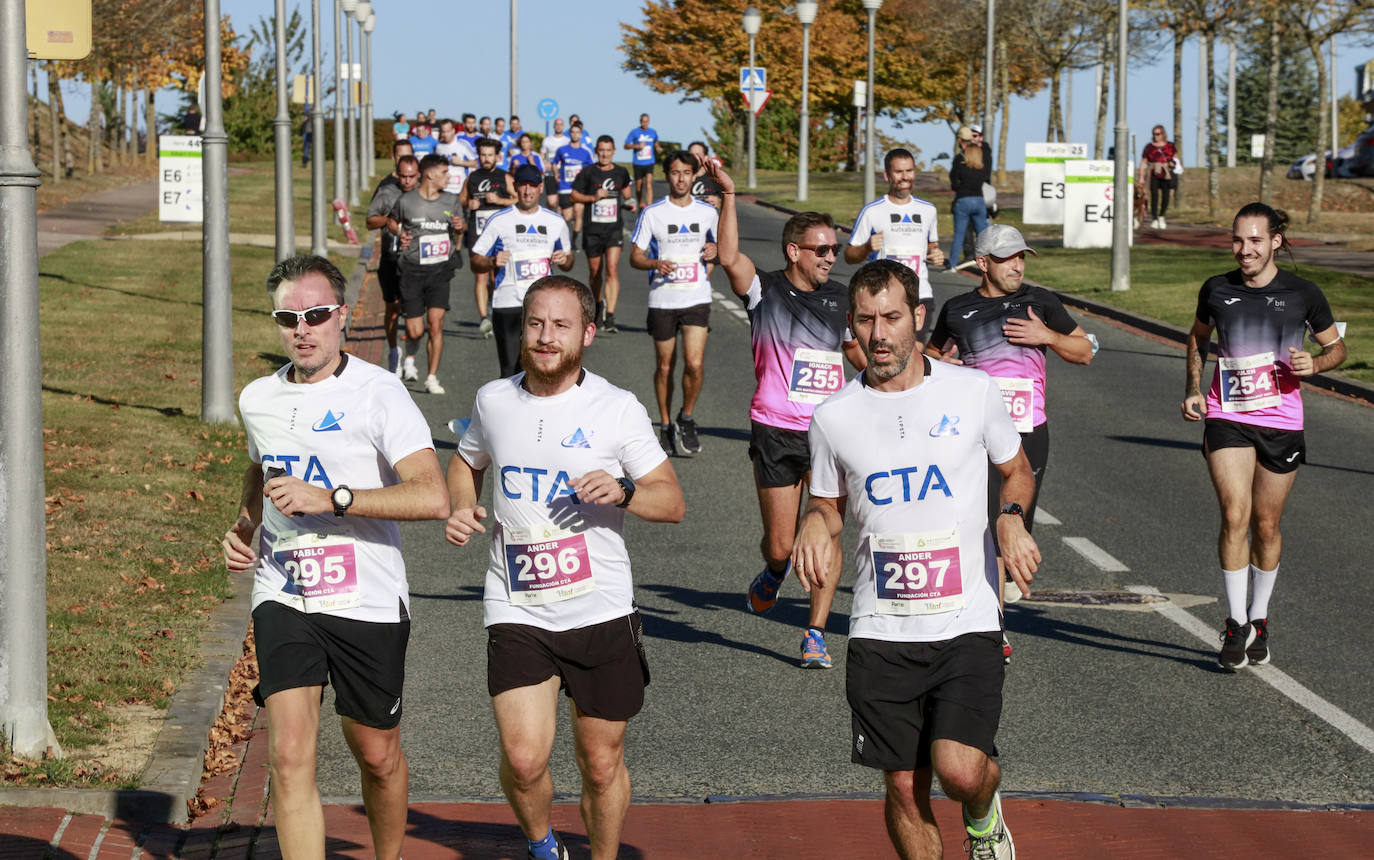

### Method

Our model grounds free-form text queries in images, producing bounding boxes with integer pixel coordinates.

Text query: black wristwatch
[615,477,636,508]
[998,502,1024,523]
[331,485,354,517]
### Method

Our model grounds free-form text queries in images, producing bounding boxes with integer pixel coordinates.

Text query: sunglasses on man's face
[794,242,843,258]
[272,304,341,328]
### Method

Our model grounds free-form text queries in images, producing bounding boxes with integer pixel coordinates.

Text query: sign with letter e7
[158,135,203,224]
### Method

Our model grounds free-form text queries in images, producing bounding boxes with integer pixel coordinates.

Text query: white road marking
[1062,536,1129,571]
[1128,585,1374,756]
[1034,507,1061,526]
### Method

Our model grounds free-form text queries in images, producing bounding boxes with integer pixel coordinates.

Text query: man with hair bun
[1182,203,1346,670]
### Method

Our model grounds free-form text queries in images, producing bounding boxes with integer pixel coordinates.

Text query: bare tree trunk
[997,38,1009,187]
[847,104,857,173]
[965,55,976,125]
[1258,14,1280,202]
[1047,67,1063,142]
[47,67,62,183]
[145,88,157,164]
[731,109,745,174]
[122,87,132,164]
[31,62,41,153]
[1172,30,1185,207]
[113,84,123,165]
[54,76,72,178]
[88,82,98,173]
[1308,37,1328,224]
[1205,30,1219,219]
[1095,34,1110,159]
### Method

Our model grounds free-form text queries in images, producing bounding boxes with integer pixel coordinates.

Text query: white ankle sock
[1249,564,1278,620]
[1223,567,1249,622]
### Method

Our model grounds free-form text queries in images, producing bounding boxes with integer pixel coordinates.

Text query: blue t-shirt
[510,153,545,173]
[625,127,659,166]
[554,144,595,193]
[498,132,520,170]
[408,134,437,156]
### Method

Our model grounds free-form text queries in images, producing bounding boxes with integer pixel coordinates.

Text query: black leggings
[1149,175,1171,218]
[492,308,523,378]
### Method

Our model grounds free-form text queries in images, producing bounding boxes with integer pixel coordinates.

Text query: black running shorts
[1203,418,1306,474]
[376,255,401,304]
[543,175,559,197]
[486,612,650,721]
[846,632,1004,772]
[558,193,575,210]
[749,420,810,489]
[633,163,655,181]
[645,303,710,342]
[252,600,410,730]
[398,260,454,318]
[491,307,522,378]
[583,227,623,258]
[988,420,1049,552]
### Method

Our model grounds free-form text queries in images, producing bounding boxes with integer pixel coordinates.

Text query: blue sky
[41,1,1373,170]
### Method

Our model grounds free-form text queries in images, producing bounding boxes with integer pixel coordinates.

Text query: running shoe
[478,315,493,339]
[746,565,786,614]
[1002,632,1012,665]
[527,831,569,860]
[800,627,833,669]
[1002,571,1022,604]
[1247,617,1271,665]
[658,423,674,455]
[425,374,446,395]
[1218,617,1255,670]
[963,791,1015,859]
[602,312,618,334]
[402,361,419,382]
[676,415,702,455]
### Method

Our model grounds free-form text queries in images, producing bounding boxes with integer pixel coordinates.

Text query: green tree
[1224,35,1319,167]
[218,8,310,156]
[708,99,850,171]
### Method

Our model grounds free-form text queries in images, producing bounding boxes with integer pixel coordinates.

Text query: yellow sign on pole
[291,74,315,106]
[25,0,91,60]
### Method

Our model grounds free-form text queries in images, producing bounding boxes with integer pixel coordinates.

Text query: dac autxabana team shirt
[472,206,571,310]
[630,198,718,310]
[849,195,940,301]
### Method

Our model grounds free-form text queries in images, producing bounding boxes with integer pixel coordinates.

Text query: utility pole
[202,0,236,421]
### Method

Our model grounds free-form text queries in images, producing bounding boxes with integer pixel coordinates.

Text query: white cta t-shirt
[630,197,718,310]
[472,206,572,310]
[808,359,1021,642]
[459,371,668,631]
[849,195,940,301]
[240,355,436,623]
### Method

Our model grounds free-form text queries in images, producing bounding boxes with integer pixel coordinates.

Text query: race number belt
[991,377,1035,433]
[418,233,451,265]
[591,198,619,223]
[503,522,595,606]
[511,254,552,290]
[869,528,964,616]
[1218,352,1280,412]
[271,532,362,613]
[654,257,703,289]
[787,348,844,404]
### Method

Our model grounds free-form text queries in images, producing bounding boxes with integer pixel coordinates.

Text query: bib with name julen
[1219,352,1280,412]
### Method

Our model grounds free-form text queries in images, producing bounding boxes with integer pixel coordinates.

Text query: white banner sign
[1023,142,1088,224]
[1062,160,1125,249]
[158,135,203,223]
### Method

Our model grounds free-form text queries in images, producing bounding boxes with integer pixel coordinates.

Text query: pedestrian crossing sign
[739,67,767,93]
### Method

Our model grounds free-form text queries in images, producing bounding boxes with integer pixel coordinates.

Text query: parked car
[1288,147,1353,180]
[1338,124,1374,177]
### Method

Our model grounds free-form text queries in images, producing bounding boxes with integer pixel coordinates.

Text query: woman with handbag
[1137,125,1177,230]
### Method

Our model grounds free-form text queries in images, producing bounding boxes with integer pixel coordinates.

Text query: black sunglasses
[794,242,843,258]
[272,304,341,328]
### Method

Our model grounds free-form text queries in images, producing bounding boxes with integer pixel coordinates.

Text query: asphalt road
[311,193,1374,808]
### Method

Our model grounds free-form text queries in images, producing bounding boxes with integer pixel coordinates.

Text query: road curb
[750,197,1374,406]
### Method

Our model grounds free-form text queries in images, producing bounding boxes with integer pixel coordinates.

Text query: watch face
[335,487,353,506]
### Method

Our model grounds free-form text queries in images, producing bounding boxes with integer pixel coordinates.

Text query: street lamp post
[983,0,995,145]
[273,0,294,261]
[332,0,345,208]
[510,0,518,123]
[354,3,372,182]
[203,0,236,421]
[742,7,761,191]
[364,12,375,181]
[1110,0,1130,291]
[796,1,818,202]
[311,0,327,255]
[862,0,881,202]
[342,0,359,206]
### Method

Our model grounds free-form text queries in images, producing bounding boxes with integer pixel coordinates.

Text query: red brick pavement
[345,234,388,368]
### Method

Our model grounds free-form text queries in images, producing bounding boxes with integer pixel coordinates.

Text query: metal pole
[345,14,358,206]
[366,27,374,181]
[1196,36,1205,170]
[311,0,327,255]
[1110,0,1130,291]
[203,0,236,420]
[748,33,757,190]
[510,0,518,122]
[273,0,294,262]
[332,0,344,207]
[864,8,876,202]
[798,20,811,202]
[1226,39,1237,168]
[983,0,995,147]
[0,0,61,760]
[360,28,370,182]
[1330,39,1338,155]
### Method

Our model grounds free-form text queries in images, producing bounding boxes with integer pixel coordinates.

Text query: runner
[471,164,575,378]
[223,254,449,860]
[509,133,544,173]
[629,150,719,456]
[444,275,684,860]
[707,161,865,670]
[1181,202,1345,670]
[478,116,493,142]
[624,113,662,207]
[553,124,595,248]
[688,141,724,211]
[846,148,945,343]
[571,135,636,332]
[502,116,524,166]
[407,122,437,157]
[461,138,518,341]
[435,119,478,195]
[792,258,1037,860]
[541,118,570,210]
[925,225,1093,664]
[458,113,480,149]
[391,112,409,141]
[495,116,517,170]
[364,143,419,375]
[387,153,466,394]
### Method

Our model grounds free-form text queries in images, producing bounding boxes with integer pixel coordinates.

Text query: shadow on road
[1007,604,1226,673]
[1105,434,1199,452]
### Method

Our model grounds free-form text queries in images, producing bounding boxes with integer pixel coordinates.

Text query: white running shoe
[402,361,419,382]
[1158,216,1166,229]
[478,316,493,338]
[964,791,1015,859]
[425,374,446,395]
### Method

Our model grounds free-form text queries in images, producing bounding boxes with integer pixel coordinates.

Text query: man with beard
[704,161,864,670]
[461,138,517,339]
[629,151,719,457]
[847,148,945,344]
[444,275,685,860]
[792,259,1037,860]
[471,164,574,377]
[365,142,418,375]
[223,254,449,860]
[570,135,636,333]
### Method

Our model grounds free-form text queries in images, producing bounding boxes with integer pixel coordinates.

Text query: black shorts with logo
[486,611,650,721]
[633,163,655,181]
[558,192,575,210]
[583,226,623,258]
[646,303,711,342]
[846,632,1004,772]
[749,420,811,489]
[252,600,410,730]
[398,259,455,318]
[1203,418,1306,474]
